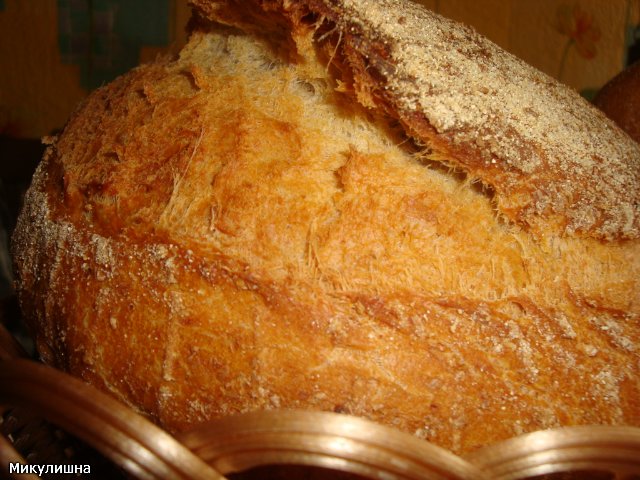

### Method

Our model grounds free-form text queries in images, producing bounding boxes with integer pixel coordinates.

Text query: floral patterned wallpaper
[417,0,640,99]
[553,2,639,98]
[0,0,638,138]
[555,4,602,80]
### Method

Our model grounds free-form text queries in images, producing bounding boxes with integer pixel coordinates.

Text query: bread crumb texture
[12,0,640,455]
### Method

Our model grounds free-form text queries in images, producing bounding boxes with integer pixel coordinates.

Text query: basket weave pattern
[1,321,640,480]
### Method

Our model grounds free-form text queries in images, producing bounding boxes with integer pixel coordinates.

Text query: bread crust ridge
[191,0,640,240]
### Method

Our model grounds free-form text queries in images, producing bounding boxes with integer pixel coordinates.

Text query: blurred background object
[593,60,640,144]
[0,0,190,140]
[57,0,177,91]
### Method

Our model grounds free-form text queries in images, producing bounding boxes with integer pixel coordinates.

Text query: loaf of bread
[12,0,640,454]
[594,61,640,144]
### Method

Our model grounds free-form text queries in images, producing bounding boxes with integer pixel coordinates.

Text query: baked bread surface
[193,0,640,240]
[12,0,640,454]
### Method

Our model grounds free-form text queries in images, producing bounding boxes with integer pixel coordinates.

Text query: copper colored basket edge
[1,323,640,480]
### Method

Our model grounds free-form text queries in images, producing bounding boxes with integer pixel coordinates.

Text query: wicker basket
[2,310,640,480]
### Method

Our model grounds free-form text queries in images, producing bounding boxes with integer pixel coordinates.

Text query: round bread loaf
[12,0,640,454]
[594,61,640,144]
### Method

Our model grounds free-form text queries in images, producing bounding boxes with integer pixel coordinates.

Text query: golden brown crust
[191,0,640,240]
[12,1,640,455]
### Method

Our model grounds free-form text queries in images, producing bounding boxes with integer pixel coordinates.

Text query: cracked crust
[192,0,640,240]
